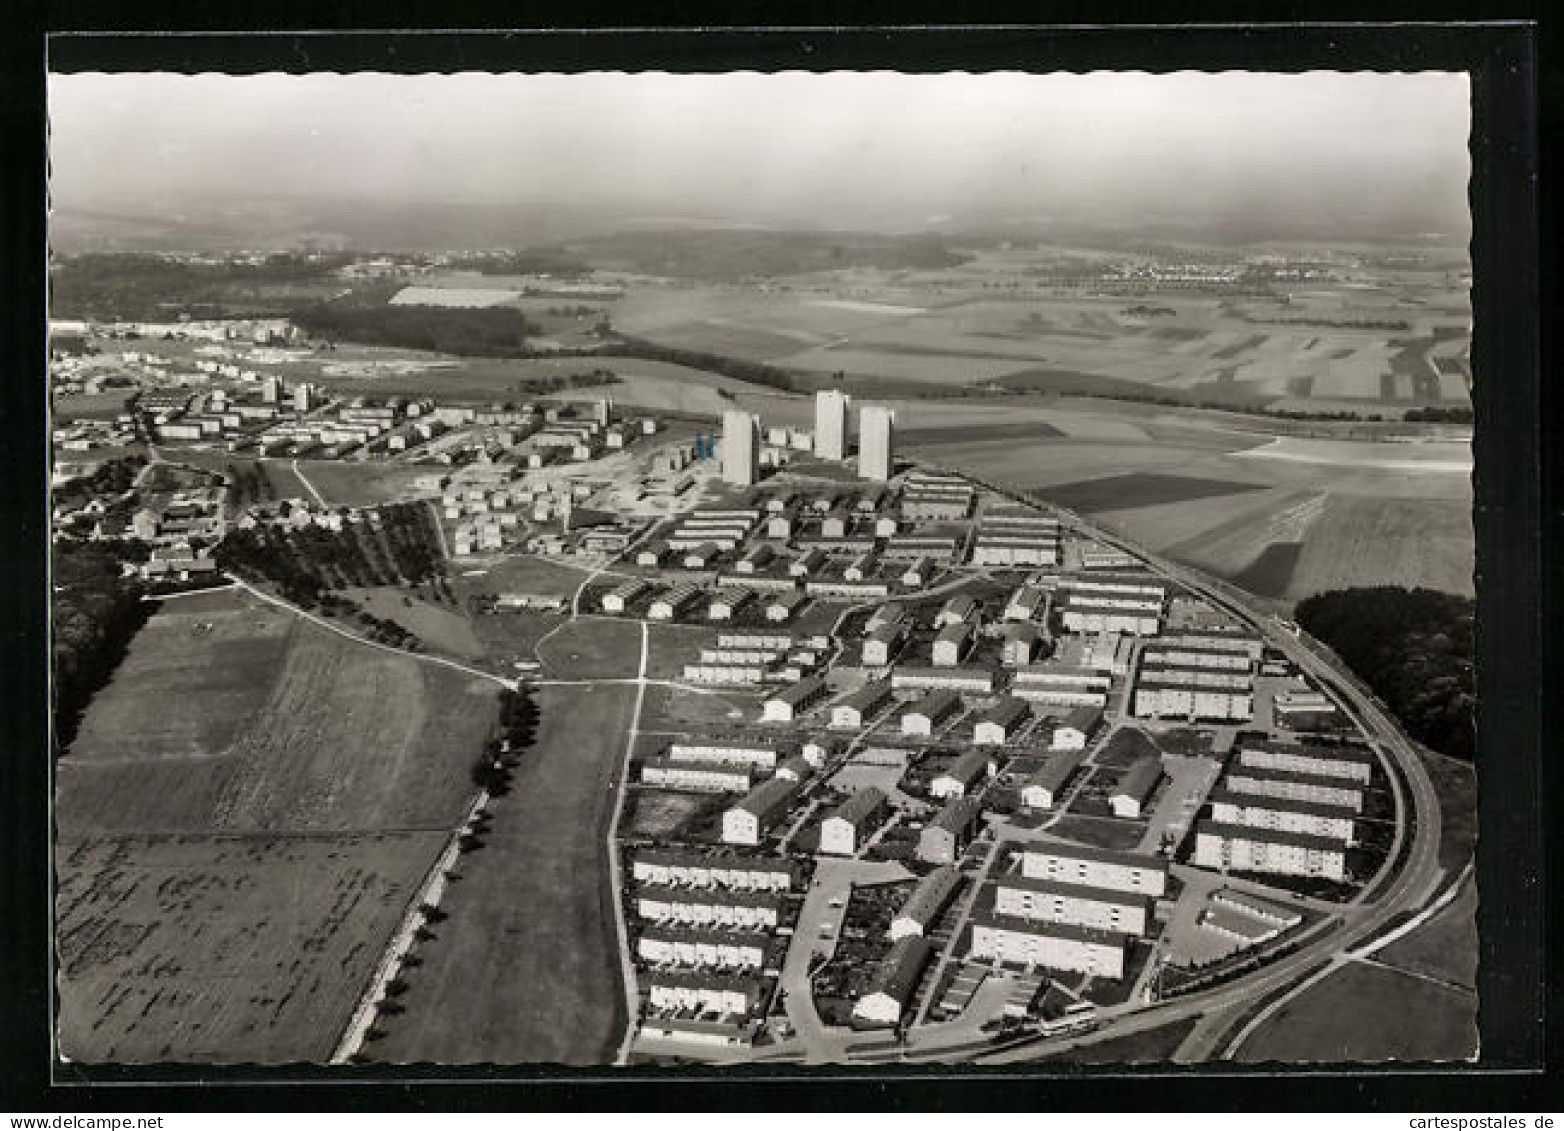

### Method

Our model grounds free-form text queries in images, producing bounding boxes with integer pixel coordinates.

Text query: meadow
[1371,876,1478,991]
[369,683,634,1065]
[288,460,440,506]
[60,592,499,836]
[1233,959,1476,1063]
[56,589,502,1062]
[341,585,486,658]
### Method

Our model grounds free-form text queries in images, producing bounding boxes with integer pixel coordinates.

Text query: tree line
[1403,406,1473,424]
[1294,586,1475,762]
[514,370,622,396]
[50,252,348,321]
[52,541,152,751]
[53,456,146,512]
[607,333,798,392]
[292,303,545,356]
[224,461,282,509]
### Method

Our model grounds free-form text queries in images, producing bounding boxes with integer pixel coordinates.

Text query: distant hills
[49,191,1469,264]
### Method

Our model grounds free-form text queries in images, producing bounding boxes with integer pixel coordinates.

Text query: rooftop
[991,874,1155,913]
[826,786,887,827]
[967,909,1134,949]
[1112,758,1163,802]
[861,935,934,1005]
[635,848,792,874]
[1207,788,1358,820]
[928,796,983,833]
[1195,819,1350,853]
[1012,840,1170,875]
[897,864,963,925]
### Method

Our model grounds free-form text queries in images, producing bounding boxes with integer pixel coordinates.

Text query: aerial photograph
[47,69,1477,1068]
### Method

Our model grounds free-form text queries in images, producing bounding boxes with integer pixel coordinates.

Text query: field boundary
[330,786,490,1064]
[608,622,649,1065]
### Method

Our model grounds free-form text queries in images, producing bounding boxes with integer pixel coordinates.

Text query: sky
[48,70,1472,235]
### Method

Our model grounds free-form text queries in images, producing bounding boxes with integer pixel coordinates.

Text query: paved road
[774,858,916,1062]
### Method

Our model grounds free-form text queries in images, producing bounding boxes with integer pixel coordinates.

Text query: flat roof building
[1193,820,1349,882]
[722,410,760,487]
[1017,842,1169,898]
[1208,788,1357,844]
[815,389,850,462]
[1223,764,1365,812]
[992,875,1155,937]
[967,911,1132,979]
[858,405,895,481]
[891,666,995,694]
[1235,740,1375,784]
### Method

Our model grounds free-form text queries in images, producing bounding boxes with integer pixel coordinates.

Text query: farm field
[59,588,499,836]
[918,420,1474,602]
[369,683,634,1065]
[64,593,294,771]
[56,587,504,1062]
[607,278,1469,408]
[1282,496,1473,599]
[1234,436,1473,472]
[1030,472,1270,514]
[1234,959,1476,1064]
[56,830,444,1063]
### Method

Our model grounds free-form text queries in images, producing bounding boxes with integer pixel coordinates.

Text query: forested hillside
[52,542,151,750]
[1295,586,1475,761]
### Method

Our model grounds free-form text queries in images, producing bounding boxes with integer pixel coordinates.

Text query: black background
[2,5,1554,1112]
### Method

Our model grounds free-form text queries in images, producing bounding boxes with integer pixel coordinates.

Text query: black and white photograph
[39,54,1514,1079]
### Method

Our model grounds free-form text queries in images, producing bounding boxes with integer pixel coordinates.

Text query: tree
[1295,586,1475,761]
